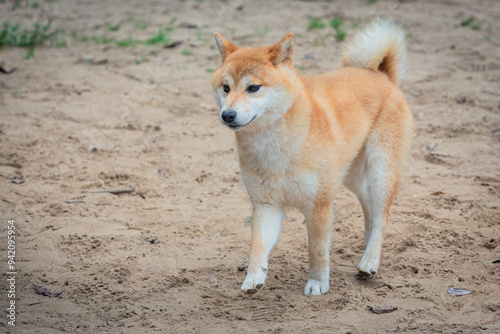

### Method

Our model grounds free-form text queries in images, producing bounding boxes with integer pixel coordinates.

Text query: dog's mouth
[227,115,257,130]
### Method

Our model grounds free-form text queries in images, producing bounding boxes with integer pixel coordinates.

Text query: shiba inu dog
[210,20,413,295]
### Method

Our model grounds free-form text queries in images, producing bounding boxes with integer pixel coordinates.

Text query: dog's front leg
[241,204,284,294]
[304,202,333,295]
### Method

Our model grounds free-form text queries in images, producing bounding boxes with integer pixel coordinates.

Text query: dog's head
[210,33,296,131]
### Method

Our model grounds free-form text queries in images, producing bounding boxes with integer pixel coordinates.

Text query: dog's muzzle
[220,109,257,130]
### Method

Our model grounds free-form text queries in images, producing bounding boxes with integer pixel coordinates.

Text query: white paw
[304,279,329,295]
[357,253,380,277]
[241,270,267,294]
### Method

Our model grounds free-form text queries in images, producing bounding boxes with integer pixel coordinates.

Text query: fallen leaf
[431,191,444,196]
[164,40,184,48]
[426,143,438,153]
[181,22,198,29]
[0,64,15,74]
[143,237,158,245]
[64,200,85,204]
[367,306,398,314]
[94,59,108,65]
[448,287,472,296]
[10,177,24,184]
[31,283,63,297]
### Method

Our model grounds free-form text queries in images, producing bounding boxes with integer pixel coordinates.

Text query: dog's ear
[214,33,238,63]
[269,33,295,67]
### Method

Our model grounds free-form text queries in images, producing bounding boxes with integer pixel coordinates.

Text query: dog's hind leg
[345,154,373,248]
[241,204,284,294]
[345,121,410,277]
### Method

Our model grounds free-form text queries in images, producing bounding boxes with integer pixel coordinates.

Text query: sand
[0,0,499,333]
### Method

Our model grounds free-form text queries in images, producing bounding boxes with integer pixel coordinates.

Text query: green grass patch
[461,16,482,30]
[145,29,170,45]
[71,27,175,48]
[71,30,89,42]
[307,16,347,45]
[91,35,115,45]
[308,18,326,30]
[0,14,180,57]
[116,37,140,47]
[329,17,346,42]
[11,90,25,98]
[144,19,176,45]
[164,18,177,33]
[0,20,63,58]
[10,0,24,10]
[329,17,343,30]
[106,21,122,32]
[461,16,475,26]
[471,22,482,30]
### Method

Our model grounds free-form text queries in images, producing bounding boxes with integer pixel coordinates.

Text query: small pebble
[82,54,94,64]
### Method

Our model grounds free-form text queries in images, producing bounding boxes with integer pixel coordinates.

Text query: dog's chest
[279,169,319,209]
[238,132,319,208]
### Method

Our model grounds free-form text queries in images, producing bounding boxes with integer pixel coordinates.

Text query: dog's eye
[247,85,261,93]
[222,85,230,93]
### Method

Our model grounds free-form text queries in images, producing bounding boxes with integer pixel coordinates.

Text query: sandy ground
[1,0,499,333]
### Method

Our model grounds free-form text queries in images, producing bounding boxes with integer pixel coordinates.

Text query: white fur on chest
[238,130,318,210]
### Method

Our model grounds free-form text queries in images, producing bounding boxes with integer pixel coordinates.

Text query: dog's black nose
[221,110,237,123]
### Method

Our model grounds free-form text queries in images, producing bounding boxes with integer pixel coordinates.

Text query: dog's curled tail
[342,19,407,85]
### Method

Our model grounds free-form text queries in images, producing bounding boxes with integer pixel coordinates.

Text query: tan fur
[211,20,413,295]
